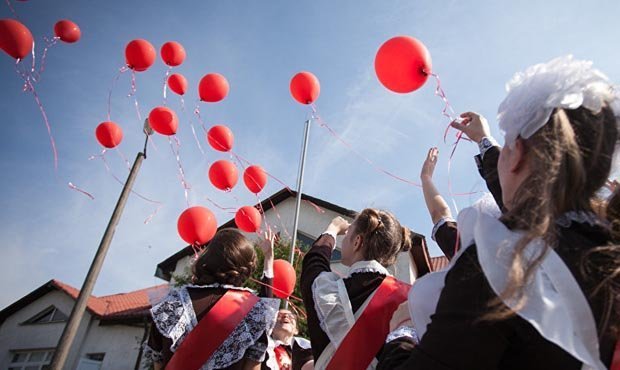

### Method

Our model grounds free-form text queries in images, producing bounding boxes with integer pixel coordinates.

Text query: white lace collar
[185,283,256,293]
[345,260,390,278]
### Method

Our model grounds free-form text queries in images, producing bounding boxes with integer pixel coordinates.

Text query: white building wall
[0,290,146,370]
[77,321,145,370]
[172,196,417,284]
[0,291,91,369]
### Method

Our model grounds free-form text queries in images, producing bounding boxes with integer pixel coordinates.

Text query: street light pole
[50,122,152,370]
[285,119,311,309]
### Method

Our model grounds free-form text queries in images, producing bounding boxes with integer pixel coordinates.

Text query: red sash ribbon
[611,339,620,370]
[326,276,411,370]
[167,290,260,370]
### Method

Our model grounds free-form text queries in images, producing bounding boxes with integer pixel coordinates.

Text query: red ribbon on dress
[611,339,620,370]
[167,290,260,370]
[326,276,411,370]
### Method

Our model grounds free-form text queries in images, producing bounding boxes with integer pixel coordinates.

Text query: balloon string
[181,97,205,155]
[310,104,422,188]
[67,182,95,200]
[204,197,237,212]
[89,150,163,223]
[168,135,191,207]
[107,66,129,121]
[15,61,59,170]
[32,36,59,82]
[248,277,303,303]
[162,67,171,106]
[267,198,292,238]
[116,146,132,171]
[30,39,36,76]
[5,0,19,19]
[232,151,325,214]
[287,299,307,320]
[128,69,143,124]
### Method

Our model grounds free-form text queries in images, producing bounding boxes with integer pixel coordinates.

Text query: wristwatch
[478,136,497,156]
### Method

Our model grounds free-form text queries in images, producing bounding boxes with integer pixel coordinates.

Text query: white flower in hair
[497,55,620,147]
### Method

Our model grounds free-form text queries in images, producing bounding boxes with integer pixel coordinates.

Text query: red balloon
[95,121,123,148]
[148,106,178,136]
[0,19,33,60]
[207,125,234,152]
[125,39,156,72]
[208,160,238,191]
[160,41,186,67]
[177,206,217,245]
[54,20,81,43]
[243,165,267,194]
[235,206,262,233]
[273,259,296,299]
[199,73,229,102]
[374,36,432,93]
[167,73,187,96]
[290,71,320,105]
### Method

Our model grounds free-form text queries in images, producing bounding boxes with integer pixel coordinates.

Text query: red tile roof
[430,256,449,271]
[51,280,168,319]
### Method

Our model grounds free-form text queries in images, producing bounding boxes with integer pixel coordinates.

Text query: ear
[509,138,528,173]
[353,234,363,252]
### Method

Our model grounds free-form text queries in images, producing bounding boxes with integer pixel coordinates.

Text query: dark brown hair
[490,106,619,338]
[191,229,257,286]
[351,208,412,267]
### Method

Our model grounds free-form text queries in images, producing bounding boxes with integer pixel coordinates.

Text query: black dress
[377,146,617,369]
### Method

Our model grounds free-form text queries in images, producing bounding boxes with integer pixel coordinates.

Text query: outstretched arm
[257,228,276,298]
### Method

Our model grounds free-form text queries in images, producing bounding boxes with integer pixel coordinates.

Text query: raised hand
[420,147,439,182]
[327,216,350,236]
[450,111,491,144]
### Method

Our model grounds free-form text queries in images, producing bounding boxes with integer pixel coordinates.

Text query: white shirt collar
[345,260,390,278]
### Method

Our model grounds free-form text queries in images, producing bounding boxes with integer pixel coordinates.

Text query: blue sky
[1,0,619,308]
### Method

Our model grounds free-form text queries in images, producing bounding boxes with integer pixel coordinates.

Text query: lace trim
[141,343,163,364]
[203,298,279,369]
[385,326,419,344]
[185,283,256,293]
[346,260,390,278]
[556,210,608,228]
[150,286,197,351]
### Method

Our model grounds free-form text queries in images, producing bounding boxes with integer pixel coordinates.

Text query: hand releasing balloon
[209,160,238,191]
[0,19,33,60]
[273,259,296,298]
[54,20,81,43]
[375,36,432,93]
[148,106,178,136]
[207,125,234,152]
[199,73,229,102]
[167,73,187,96]
[125,39,156,72]
[95,121,123,148]
[235,206,262,233]
[243,165,267,194]
[290,71,320,105]
[160,41,186,67]
[177,206,217,245]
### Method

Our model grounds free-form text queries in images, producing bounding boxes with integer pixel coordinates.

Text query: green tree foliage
[246,239,309,338]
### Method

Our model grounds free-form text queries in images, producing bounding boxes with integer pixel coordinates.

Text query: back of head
[354,208,412,267]
[192,229,257,287]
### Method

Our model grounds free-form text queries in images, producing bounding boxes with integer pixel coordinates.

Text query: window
[22,306,68,325]
[296,231,315,252]
[297,231,342,262]
[76,353,105,370]
[86,353,105,362]
[8,349,54,370]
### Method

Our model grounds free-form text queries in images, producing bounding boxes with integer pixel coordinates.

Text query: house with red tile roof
[0,279,168,370]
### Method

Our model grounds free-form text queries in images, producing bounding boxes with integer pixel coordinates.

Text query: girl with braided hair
[144,229,280,370]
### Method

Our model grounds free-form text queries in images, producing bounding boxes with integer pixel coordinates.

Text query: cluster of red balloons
[0,18,80,60]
